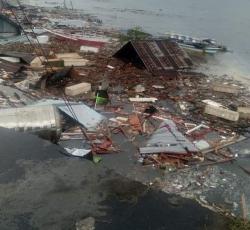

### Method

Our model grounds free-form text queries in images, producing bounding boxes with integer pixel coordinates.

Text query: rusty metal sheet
[114,39,192,76]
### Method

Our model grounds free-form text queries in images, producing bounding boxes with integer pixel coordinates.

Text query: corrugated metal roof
[58,103,106,131]
[114,39,193,76]
[140,119,198,154]
[0,105,61,132]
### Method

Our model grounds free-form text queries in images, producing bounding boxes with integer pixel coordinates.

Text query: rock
[75,217,95,230]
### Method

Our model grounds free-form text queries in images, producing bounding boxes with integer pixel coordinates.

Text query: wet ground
[0,127,230,229]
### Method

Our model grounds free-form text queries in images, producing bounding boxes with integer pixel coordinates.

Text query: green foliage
[119,26,152,43]
[228,218,250,230]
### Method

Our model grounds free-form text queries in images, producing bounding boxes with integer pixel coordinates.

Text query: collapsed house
[114,39,193,76]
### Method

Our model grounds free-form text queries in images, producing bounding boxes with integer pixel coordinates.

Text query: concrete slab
[204,105,239,122]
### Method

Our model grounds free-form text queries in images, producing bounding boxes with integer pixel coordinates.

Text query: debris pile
[0,2,250,217]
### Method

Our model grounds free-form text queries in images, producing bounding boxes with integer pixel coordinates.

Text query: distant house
[0,13,21,38]
[114,39,193,76]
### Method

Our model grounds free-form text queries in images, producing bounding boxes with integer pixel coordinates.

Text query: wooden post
[241,193,248,222]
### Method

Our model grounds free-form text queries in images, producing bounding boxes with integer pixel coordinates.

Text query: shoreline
[26,1,250,88]
[0,2,249,228]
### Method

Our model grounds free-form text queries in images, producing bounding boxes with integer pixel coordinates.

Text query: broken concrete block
[30,56,46,68]
[202,99,224,108]
[45,59,64,67]
[80,46,99,53]
[63,58,88,67]
[238,107,250,120]
[55,53,89,67]
[152,85,165,89]
[129,97,158,103]
[56,53,82,59]
[212,84,240,94]
[204,105,239,122]
[116,116,128,122]
[65,82,91,96]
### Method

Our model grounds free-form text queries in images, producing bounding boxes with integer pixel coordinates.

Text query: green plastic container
[95,90,109,105]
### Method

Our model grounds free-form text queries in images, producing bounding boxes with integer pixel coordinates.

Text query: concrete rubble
[238,107,250,120]
[0,1,250,224]
[212,83,241,95]
[65,82,92,96]
[204,104,240,122]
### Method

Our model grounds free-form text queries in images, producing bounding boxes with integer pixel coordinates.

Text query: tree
[119,26,152,43]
